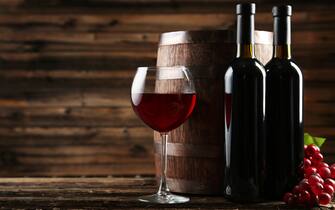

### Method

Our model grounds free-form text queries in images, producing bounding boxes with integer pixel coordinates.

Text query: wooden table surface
[0,177,331,209]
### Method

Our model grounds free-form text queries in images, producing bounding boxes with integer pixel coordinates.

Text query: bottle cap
[236,3,256,15]
[272,5,292,17]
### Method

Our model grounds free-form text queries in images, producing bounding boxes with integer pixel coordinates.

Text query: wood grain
[0,177,329,209]
[0,0,334,177]
[0,126,154,176]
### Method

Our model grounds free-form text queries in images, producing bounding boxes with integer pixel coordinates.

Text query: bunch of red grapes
[283,144,335,207]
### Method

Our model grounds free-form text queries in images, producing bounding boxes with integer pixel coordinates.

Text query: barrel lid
[159,30,272,45]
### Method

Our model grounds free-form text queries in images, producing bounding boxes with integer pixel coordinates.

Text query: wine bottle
[264,5,304,199]
[224,3,266,202]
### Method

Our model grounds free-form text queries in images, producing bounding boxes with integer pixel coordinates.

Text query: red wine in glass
[131,66,196,204]
[131,93,196,132]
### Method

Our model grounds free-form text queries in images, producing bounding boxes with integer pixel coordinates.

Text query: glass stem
[158,133,170,196]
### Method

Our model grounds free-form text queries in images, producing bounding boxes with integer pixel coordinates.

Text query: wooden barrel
[154,30,272,195]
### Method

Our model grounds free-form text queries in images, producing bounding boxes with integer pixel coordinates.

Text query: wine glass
[131,66,196,204]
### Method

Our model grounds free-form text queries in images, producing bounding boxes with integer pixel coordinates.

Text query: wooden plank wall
[0,0,334,176]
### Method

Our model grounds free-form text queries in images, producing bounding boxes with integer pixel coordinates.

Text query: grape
[299,179,310,191]
[323,184,334,196]
[304,167,317,178]
[298,190,311,205]
[324,178,335,189]
[319,178,325,185]
[305,145,320,158]
[330,164,335,179]
[304,158,312,168]
[319,193,332,205]
[315,173,324,185]
[311,182,324,196]
[308,174,322,186]
[283,144,334,207]
[312,152,324,164]
[317,162,329,168]
[318,167,331,179]
[283,192,293,204]
[292,185,302,195]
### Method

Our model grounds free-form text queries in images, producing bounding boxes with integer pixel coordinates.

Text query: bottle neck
[236,14,255,58]
[273,16,292,59]
[237,44,254,58]
[274,45,291,59]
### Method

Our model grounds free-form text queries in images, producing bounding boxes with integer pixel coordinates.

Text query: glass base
[138,192,190,204]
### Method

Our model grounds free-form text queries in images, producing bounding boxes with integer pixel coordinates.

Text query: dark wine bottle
[264,5,304,199]
[223,3,266,202]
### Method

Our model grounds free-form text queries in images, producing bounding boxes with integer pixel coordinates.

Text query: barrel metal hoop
[154,142,223,158]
